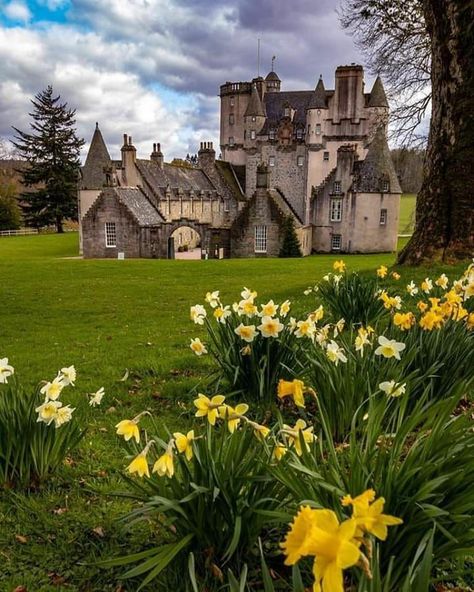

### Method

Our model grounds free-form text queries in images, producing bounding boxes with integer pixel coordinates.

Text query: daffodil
[240,345,252,355]
[234,323,257,342]
[283,419,315,456]
[273,443,288,461]
[419,310,443,330]
[391,271,400,280]
[220,403,249,433]
[375,336,406,360]
[342,489,403,541]
[193,393,226,425]
[377,265,388,278]
[127,442,154,478]
[445,289,463,305]
[406,281,418,296]
[241,287,257,300]
[333,318,345,336]
[53,405,75,428]
[190,337,208,356]
[89,387,105,407]
[333,260,346,273]
[393,312,415,331]
[466,312,474,330]
[435,274,449,290]
[326,340,348,365]
[173,430,195,461]
[152,446,175,478]
[379,380,406,397]
[277,379,306,408]
[190,304,207,324]
[309,305,324,323]
[417,300,428,312]
[205,290,220,308]
[59,365,76,386]
[295,318,316,339]
[421,278,433,293]
[247,420,270,440]
[258,316,284,338]
[36,400,62,425]
[354,327,371,356]
[280,299,291,317]
[237,298,258,317]
[116,415,145,443]
[0,357,14,384]
[40,375,65,401]
[213,305,231,323]
[259,299,278,317]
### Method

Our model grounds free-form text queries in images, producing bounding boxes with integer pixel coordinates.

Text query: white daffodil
[333,318,345,337]
[375,336,406,360]
[205,291,220,308]
[40,375,65,401]
[241,287,257,301]
[258,316,284,338]
[280,300,291,317]
[295,318,316,339]
[234,323,257,343]
[54,405,75,428]
[190,337,208,356]
[421,278,433,294]
[435,274,449,290]
[326,340,348,365]
[190,304,207,324]
[59,365,76,386]
[89,387,105,407]
[0,357,14,384]
[379,380,406,398]
[406,281,418,296]
[237,298,258,317]
[213,305,231,324]
[259,300,278,317]
[36,400,62,425]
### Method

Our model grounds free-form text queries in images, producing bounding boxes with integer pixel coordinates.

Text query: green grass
[0,232,468,591]
[399,193,417,235]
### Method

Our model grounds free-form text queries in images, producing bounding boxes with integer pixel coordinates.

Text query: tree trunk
[398,0,474,264]
[56,215,64,233]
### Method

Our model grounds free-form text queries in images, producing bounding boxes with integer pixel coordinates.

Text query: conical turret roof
[265,70,280,82]
[244,84,266,118]
[368,76,389,107]
[356,126,401,193]
[81,123,111,189]
[308,76,327,109]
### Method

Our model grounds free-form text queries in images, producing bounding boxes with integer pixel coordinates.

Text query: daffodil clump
[282,490,402,592]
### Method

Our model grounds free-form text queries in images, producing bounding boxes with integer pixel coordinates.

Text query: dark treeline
[390,148,425,194]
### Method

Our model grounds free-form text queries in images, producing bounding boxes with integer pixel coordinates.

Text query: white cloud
[3,0,31,22]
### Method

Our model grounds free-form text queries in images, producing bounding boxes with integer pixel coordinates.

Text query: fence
[0,229,39,237]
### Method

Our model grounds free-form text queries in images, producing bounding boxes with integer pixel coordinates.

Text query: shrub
[279,216,302,258]
[0,362,85,488]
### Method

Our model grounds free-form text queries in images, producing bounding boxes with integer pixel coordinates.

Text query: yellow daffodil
[153,445,175,478]
[259,299,278,317]
[295,318,316,339]
[190,337,208,356]
[40,375,65,401]
[417,300,428,312]
[333,260,346,273]
[193,393,226,425]
[354,327,371,356]
[421,278,433,293]
[205,290,220,308]
[326,340,348,365]
[435,274,449,290]
[35,400,62,425]
[213,305,231,324]
[309,305,324,323]
[453,306,468,321]
[89,387,105,407]
[115,415,145,443]
[379,380,406,397]
[391,271,401,280]
[190,304,206,324]
[393,312,415,331]
[240,345,252,355]
[406,280,418,296]
[247,420,270,440]
[283,419,315,456]
[273,443,288,461]
[466,312,474,330]
[173,430,195,461]
[234,323,257,343]
[281,505,319,564]
[280,299,291,317]
[419,310,444,331]
[445,289,463,305]
[277,378,306,407]
[127,441,154,478]
[53,405,75,428]
[343,489,403,541]
[377,265,388,278]
[333,318,345,336]
[375,336,406,360]
[258,316,284,338]
[0,357,14,383]
[220,403,249,433]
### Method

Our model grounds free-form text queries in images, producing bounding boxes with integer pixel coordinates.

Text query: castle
[79,64,401,258]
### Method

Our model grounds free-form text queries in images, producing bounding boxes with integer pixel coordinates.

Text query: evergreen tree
[279,216,303,258]
[12,86,84,232]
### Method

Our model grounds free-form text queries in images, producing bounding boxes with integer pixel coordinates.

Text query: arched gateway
[162,218,230,259]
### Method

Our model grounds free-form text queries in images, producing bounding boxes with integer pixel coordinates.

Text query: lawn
[0,232,468,591]
[399,193,417,235]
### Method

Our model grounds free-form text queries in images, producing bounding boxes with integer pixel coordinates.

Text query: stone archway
[163,218,211,260]
[170,225,202,259]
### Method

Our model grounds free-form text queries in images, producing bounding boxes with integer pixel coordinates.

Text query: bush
[279,216,302,258]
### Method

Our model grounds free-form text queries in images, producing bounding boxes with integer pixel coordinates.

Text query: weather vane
[271,55,276,71]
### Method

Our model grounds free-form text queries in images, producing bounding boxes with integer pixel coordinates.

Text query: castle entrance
[169,225,202,259]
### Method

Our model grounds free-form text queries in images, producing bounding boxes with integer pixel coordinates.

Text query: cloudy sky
[0,0,370,161]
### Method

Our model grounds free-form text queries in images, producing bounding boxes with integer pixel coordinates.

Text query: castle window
[269,156,275,167]
[330,199,342,222]
[269,129,276,140]
[316,124,321,135]
[255,225,267,253]
[331,234,342,251]
[284,107,290,118]
[380,209,387,225]
[250,130,256,140]
[229,136,235,146]
[323,151,329,161]
[229,113,234,125]
[296,128,303,140]
[382,180,389,192]
[333,181,342,195]
[297,155,304,167]
[224,200,230,212]
[105,222,117,248]
[230,96,235,107]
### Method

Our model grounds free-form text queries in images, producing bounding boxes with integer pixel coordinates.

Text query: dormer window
[334,181,342,195]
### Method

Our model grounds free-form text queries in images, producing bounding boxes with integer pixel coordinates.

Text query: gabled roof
[136,160,214,193]
[244,84,266,118]
[114,187,164,225]
[368,76,389,108]
[355,127,402,193]
[307,77,327,109]
[81,123,111,189]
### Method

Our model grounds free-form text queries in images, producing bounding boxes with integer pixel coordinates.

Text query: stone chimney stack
[333,64,365,123]
[256,162,270,189]
[150,142,164,168]
[198,141,216,171]
[121,134,139,186]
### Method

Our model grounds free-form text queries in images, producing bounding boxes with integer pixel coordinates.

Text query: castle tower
[306,76,328,145]
[265,70,281,93]
[244,83,266,148]
[367,76,390,136]
[81,123,111,190]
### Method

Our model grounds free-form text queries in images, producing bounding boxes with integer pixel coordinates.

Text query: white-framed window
[269,129,276,140]
[224,200,230,212]
[330,199,342,222]
[269,155,275,167]
[250,130,256,140]
[105,222,117,248]
[333,181,342,194]
[380,209,387,225]
[229,136,235,146]
[331,234,342,251]
[229,113,234,125]
[284,107,290,117]
[316,123,321,135]
[323,151,329,161]
[297,155,304,167]
[296,128,303,140]
[382,180,389,192]
[254,225,267,253]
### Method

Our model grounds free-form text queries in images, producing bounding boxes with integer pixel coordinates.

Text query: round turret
[265,70,281,93]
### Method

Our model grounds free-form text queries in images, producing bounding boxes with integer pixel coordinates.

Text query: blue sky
[0,0,370,160]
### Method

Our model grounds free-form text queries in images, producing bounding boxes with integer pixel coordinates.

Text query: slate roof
[368,76,389,108]
[244,84,266,117]
[261,89,333,132]
[81,124,111,189]
[136,160,214,192]
[114,187,164,225]
[354,127,402,193]
[265,70,280,82]
[307,78,327,109]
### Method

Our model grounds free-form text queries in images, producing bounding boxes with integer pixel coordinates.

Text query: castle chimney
[121,133,138,186]
[198,141,216,171]
[256,162,269,189]
[150,141,164,168]
[333,65,365,123]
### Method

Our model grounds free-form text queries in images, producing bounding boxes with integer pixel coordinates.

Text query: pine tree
[12,86,84,232]
[279,216,303,258]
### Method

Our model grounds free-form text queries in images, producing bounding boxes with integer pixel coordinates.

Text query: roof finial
[95,122,99,130]
[271,55,276,72]
[319,74,322,80]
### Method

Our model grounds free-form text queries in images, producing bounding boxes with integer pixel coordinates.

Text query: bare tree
[340,0,431,146]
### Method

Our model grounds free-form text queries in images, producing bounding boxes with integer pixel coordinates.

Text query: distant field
[399,193,417,235]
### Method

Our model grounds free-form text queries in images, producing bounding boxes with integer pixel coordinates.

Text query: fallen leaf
[13,586,28,592]
[92,526,105,538]
[48,572,66,586]
[15,535,28,544]
[52,507,67,515]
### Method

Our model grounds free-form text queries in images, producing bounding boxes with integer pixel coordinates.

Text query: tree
[12,86,84,232]
[0,160,22,230]
[341,0,474,263]
[279,216,302,258]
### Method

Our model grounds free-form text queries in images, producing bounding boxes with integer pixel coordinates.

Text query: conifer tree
[279,216,303,258]
[12,86,84,232]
